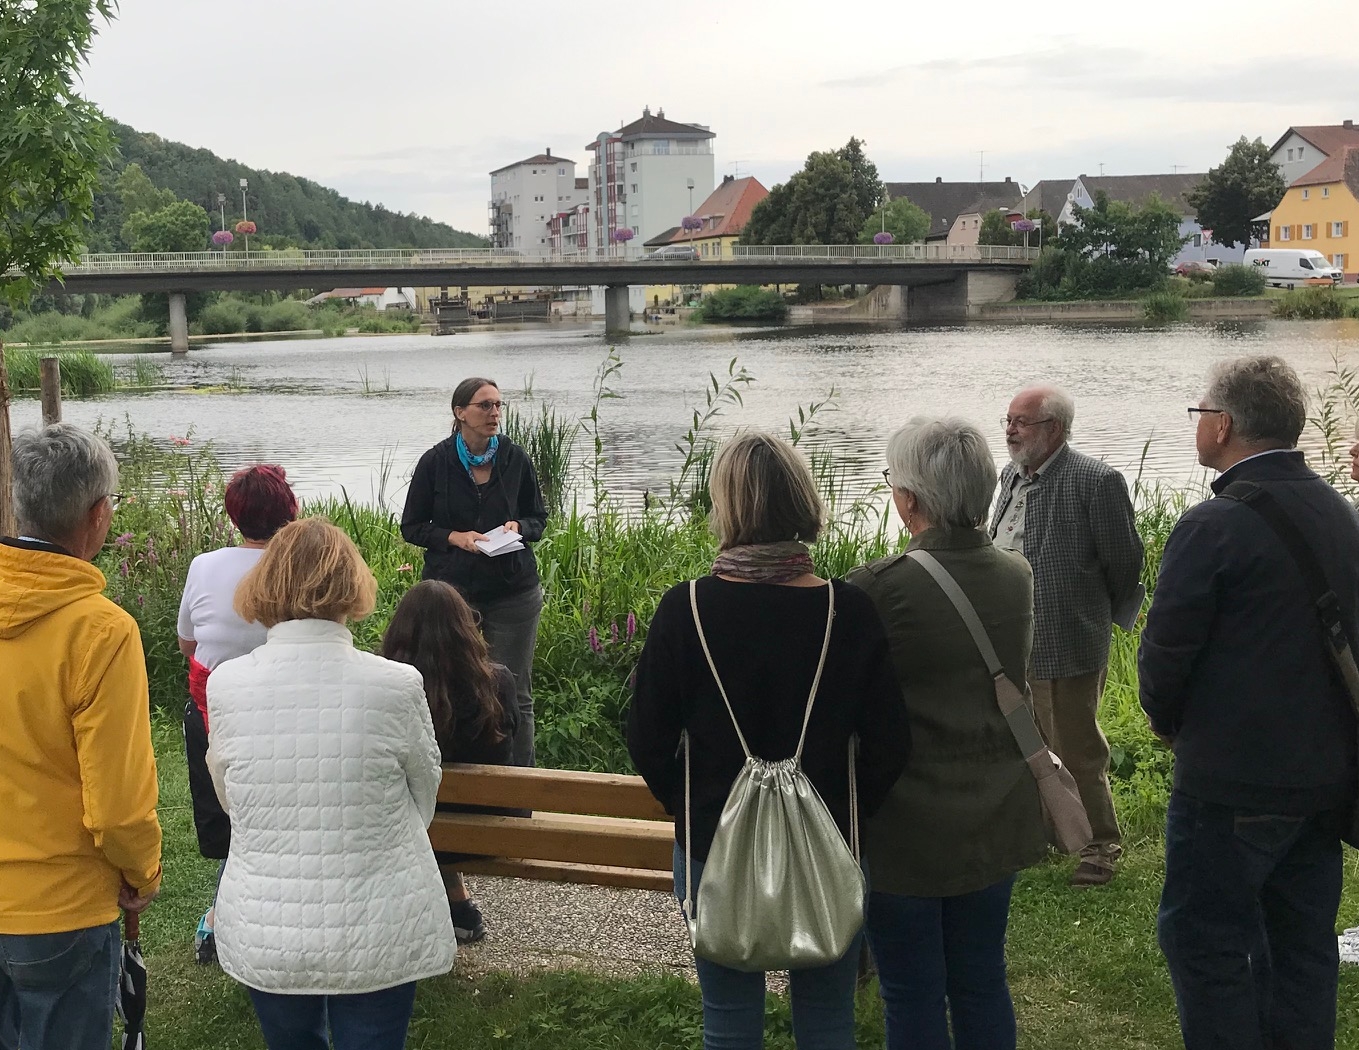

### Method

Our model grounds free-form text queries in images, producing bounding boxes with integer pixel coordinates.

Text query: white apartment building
[488,149,585,256]
[586,107,715,259]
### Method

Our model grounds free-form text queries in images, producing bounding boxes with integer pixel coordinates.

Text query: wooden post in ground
[40,357,62,426]
[0,344,14,539]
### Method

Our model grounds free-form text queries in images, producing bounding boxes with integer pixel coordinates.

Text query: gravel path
[452,875,698,979]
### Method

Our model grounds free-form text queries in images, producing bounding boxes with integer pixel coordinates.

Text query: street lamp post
[217,194,227,254]
[239,178,250,258]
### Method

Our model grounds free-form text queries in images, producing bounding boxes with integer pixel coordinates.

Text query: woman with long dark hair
[401,377,546,769]
[382,579,519,944]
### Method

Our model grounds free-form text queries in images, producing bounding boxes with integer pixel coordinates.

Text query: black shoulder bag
[1219,480,1359,845]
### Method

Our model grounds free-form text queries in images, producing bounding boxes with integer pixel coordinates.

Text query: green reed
[2,347,118,397]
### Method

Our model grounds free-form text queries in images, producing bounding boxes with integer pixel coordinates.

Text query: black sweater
[627,576,911,861]
[1140,451,1359,813]
[400,436,547,604]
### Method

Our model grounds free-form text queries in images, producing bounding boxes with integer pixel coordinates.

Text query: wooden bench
[429,763,675,893]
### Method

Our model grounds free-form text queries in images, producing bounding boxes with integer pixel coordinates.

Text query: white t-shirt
[177,546,268,670]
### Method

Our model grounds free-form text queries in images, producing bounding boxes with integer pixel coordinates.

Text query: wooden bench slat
[456,858,673,893]
[429,812,674,871]
[439,763,669,821]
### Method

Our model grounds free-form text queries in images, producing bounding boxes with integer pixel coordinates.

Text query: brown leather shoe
[1070,860,1115,887]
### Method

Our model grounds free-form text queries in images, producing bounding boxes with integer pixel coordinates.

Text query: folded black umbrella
[116,910,147,1050]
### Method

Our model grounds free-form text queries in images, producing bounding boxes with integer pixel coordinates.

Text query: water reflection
[11,318,1357,512]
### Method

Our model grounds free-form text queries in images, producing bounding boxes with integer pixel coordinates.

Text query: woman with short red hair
[177,464,297,964]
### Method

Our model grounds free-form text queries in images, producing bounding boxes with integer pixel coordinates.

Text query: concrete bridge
[41,244,1039,350]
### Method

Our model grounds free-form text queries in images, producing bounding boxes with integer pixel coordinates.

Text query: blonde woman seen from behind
[206,518,455,1050]
[628,431,910,1050]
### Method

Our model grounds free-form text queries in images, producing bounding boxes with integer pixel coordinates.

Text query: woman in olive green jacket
[847,417,1048,1050]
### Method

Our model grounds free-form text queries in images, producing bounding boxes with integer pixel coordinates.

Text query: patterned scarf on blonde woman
[711,541,815,584]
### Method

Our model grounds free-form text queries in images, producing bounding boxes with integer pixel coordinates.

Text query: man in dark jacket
[1140,355,1359,1050]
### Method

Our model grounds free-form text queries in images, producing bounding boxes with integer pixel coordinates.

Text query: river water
[12,318,1359,511]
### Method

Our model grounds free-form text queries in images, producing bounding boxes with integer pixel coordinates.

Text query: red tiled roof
[1292,145,1359,190]
[1270,124,1359,159]
[655,177,768,242]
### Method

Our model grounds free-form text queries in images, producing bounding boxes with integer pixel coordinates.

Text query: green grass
[2,347,118,396]
[1142,291,1189,323]
[139,721,1359,1050]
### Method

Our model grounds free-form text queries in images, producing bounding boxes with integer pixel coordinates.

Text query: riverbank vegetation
[1272,285,1359,320]
[692,286,788,323]
[102,350,1359,1048]
[0,290,423,346]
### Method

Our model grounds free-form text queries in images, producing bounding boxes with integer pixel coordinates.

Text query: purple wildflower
[610,621,619,645]
[115,532,134,548]
[626,611,636,641]
[119,559,130,578]
[136,594,145,607]
[588,626,601,653]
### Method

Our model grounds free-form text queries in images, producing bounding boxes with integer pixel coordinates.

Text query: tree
[0,1,119,304]
[1186,137,1287,249]
[126,199,210,253]
[114,163,175,226]
[742,138,884,245]
[979,209,1058,247]
[858,198,930,244]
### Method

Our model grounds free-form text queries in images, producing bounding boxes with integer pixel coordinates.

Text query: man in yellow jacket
[0,423,162,1050]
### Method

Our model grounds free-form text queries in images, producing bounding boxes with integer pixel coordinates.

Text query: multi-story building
[585,107,715,259]
[643,175,768,258]
[1263,146,1358,281]
[488,150,585,256]
[1270,121,1359,189]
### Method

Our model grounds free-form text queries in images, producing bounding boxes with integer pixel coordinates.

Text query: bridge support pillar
[604,285,631,336]
[908,271,1018,323]
[168,293,189,354]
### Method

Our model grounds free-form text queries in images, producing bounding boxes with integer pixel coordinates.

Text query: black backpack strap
[1218,480,1359,707]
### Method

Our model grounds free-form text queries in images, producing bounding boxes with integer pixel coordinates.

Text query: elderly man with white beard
[989,386,1144,886]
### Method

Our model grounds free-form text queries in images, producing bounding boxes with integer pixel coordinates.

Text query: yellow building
[642,176,769,303]
[1265,145,1358,281]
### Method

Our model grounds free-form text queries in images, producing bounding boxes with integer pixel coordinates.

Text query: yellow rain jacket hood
[0,539,161,935]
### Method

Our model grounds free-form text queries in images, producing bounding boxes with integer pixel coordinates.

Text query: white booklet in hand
[1112,581,1146,632]
[474,525,525,558]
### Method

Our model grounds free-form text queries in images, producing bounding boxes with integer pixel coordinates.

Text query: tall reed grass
[3,348,118,396]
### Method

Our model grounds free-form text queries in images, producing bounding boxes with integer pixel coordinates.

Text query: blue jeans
[0,920,120,1050]
[673,844,863,1050]
[248,982,417,1050]
[865,877,1017,1050]
[1158,790,1343,1050]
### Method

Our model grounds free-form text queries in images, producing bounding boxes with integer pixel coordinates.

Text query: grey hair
[11,424,119,541]
[1039,387,1076,438]
[886,417,998,528]
[1205,355,1306,446]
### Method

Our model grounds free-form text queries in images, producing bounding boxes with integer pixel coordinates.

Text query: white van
[1242,248,1343,288]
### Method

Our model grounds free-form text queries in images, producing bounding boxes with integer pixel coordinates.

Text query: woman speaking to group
[401,377,548,766]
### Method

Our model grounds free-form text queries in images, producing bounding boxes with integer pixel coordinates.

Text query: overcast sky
[81,0,1355,236]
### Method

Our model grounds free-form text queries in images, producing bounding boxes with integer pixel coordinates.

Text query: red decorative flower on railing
[212,230,234,246]
[611,228,635,243]
[235,221,257,236]
[681,215,703,232]
[873,231,895,245]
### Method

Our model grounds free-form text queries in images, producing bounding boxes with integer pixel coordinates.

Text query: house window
[655,140,670,154]
[1323,187,1330,197]
[1279,226,1291,241]
[1299,147,1305,159]
[1303,224,1314,239]
[1287,149,1295,161]
[630,162,637,173]
[558,167,565,176]
[1192,234,1203,247]
[1334,222,1346,237]
[631,184,637,193]
[1334,254,1347,269]
[1302,189,1309,199]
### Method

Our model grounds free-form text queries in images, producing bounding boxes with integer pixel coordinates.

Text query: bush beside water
[693,286,789,323]
[1210,264,1267,297]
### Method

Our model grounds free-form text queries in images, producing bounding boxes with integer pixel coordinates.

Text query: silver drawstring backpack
[682,579,865,972]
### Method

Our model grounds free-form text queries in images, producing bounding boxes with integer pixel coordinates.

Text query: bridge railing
[730,244,1040,263]
[39,244,1039,276]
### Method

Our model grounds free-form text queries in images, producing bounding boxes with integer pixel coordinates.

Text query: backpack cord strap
[690,580,753,760]
[683,728,693,924]
[794,581,836,764]
[848,735,860,863]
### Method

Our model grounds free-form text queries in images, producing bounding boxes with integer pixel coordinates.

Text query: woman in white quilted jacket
[206,518,456,1049]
